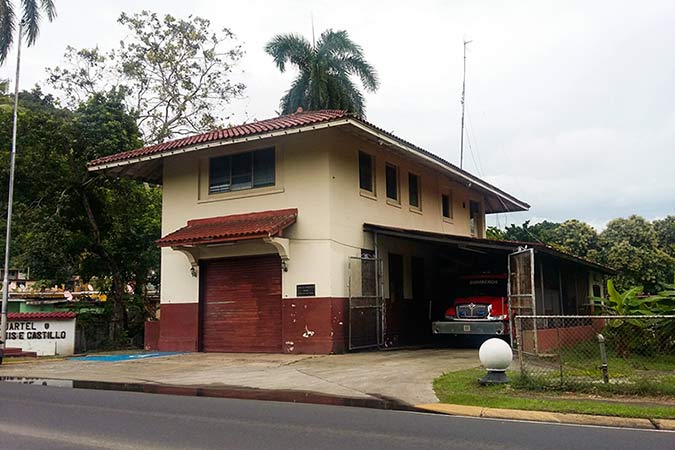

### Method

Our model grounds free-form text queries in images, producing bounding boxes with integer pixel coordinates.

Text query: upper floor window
[408,173,420,208]
[209,148,275,194]
[385,163,399,202]
[442,193,453,219]
[358,151,375,193]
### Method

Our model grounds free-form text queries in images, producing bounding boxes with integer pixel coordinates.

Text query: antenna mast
[460,39,472,170]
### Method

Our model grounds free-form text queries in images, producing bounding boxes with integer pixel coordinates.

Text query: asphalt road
[0,382,672,450]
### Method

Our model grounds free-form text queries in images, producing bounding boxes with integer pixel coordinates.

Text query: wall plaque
[296,284,316,297]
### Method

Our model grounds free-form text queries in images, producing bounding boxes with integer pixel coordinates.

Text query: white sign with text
[5,318,76,356]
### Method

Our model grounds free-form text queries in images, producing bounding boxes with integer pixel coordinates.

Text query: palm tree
[0,0,56,64]
[265,29,379,117]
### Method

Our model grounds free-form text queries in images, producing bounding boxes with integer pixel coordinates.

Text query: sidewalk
[415,402,675,431]
[0,348,478,405]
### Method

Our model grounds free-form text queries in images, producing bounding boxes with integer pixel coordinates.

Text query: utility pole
[460,39,472,170]
[0,21,24,354]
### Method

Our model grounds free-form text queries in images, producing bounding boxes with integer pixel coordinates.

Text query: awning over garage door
[157,208,298,247]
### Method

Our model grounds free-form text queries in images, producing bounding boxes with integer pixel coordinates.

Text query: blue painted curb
[69,352,185,362]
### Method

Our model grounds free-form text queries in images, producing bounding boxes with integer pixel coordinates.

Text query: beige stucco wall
[326,129,487,298]
[328,129,486,246]
[159,126,489,303]
[160,130,335,304]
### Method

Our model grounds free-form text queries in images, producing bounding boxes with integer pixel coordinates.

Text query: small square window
[442,193,453,219]
[385,164,399,201]
[358,151,374,193]
[408,173,420,208]
[470,200,482,236]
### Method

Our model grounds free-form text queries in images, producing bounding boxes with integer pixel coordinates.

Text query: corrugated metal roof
[157,208,298,247]
[364,223,615,274]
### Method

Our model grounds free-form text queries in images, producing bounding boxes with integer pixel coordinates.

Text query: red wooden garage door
[200,254,282,352]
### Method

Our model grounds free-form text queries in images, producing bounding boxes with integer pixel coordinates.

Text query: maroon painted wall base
[144,321,160,351]
[282,297,348,354]
[158,303,199,352]
[155,298,349,354]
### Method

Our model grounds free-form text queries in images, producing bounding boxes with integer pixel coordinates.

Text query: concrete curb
[415,403,673,430]
[0,356,67,366]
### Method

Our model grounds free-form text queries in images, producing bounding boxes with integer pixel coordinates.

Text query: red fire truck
[432,274,510,337]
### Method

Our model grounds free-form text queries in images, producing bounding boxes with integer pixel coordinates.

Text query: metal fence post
[557,325,563,386]
[508,314,674,391]
[516,316,524,376]
[598,333,609,384]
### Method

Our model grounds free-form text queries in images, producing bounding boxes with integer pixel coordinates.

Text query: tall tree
[654,216,675,257]
[599,215,674,293]
[0,88,161,344]
[47,10,245,143]
[502,220,560,243]
[0,0,56,64]
[265,29,379,117]
[548,219,599,260]
[651,215,675,283]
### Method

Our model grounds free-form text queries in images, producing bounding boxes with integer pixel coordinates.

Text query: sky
[1,0,674,230]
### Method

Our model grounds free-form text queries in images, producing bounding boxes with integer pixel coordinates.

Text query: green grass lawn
[520,338,675,396]
[433,369,675,419]
[558,339,675,375]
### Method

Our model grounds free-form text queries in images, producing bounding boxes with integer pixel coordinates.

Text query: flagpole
[0,21,24,356]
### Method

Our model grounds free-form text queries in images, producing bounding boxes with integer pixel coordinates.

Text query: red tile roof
[87,108,529,212]
[7,312,77,321]
[157,208,298,247]
[88,110,349,167]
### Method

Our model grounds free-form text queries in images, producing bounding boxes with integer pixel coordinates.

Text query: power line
[464,90,510,230]
[465,107,486,176]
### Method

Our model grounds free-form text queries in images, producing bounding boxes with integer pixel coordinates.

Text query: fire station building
[88,110,609,354]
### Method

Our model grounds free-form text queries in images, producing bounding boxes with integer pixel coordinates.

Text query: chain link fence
[513,315,675,395]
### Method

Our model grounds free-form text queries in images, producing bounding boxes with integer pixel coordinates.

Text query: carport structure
[346,224,612,350]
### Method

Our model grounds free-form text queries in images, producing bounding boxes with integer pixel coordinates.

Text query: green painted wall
[20,303,56,312]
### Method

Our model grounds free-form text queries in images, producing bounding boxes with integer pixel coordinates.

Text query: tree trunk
[108,271,126,344]
[80,187,127,345]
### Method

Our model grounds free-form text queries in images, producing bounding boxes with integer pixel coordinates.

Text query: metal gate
[508,247,537,350]
[348,256,383,350]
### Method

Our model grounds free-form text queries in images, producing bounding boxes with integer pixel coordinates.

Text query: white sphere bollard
[478,338,513,385]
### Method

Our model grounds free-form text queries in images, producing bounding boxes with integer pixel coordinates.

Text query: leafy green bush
[592,280,675,356]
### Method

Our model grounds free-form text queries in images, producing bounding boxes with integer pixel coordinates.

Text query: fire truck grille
[456,303,489,319]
